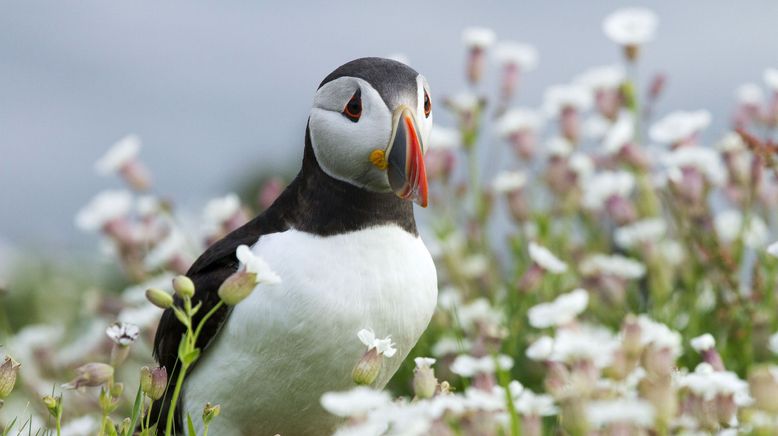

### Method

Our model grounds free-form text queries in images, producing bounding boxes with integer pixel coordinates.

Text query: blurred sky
[1,0,777,250]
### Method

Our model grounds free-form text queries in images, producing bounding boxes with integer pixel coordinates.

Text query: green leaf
[190,302,203,317]
[186,413,196,436]
[126,383,144,436]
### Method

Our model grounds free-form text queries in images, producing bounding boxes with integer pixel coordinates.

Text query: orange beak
[387,107,429,207]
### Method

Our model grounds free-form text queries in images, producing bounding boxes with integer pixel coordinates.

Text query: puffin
[151,57,438,435]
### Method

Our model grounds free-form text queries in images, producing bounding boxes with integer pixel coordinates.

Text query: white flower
[461,254,489,278]
[602,112,635,154]
[769,332,778,354]
[494,41,538,71]
[202,193,241,233]
[614,218,667,248]
[105,322,139,346]
[661,146,727,186]
[321,386,392,417]
[432,336,469,357]
[95,134,141,175]
[649,110,711,144]
[450,354,513,377]
[583,115,611,140]
[528,242,568,273]
[690,333,716,352]
[526,336,554,361]
[714,209,769,248]
[528,289,588,329]
[136,195,162,217]
[447,91,481,114]
[144,228,188,270]
[736,82,765,105]
[575,65,625,91]
[464,385,506,412]
[546,136,574,157]
[357,329,397,357]
[568,152,595,180]
[549,324,619,368]
[495,108,543,138]
[582,171,636,210]
[679,364,749,402]
[764,67,778,92]
[514,389,557,416]
[492,170,527,193]
[414,357,435,369]
[457,298,503,330]
[659,240,685,264]
[543,84,592,116]
[636,315,682,357]
[579,254,646,279]
[462,27,496,49]
[428,125,461,150]
[716,131,747,152]
[767,241,778,258]
[602,8,658,46]
[236,245,282,284]
[586,398,655,428]
[75,190,133,231]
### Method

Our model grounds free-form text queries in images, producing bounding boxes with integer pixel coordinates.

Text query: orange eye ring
[343,89,362,122]
[423,91,431,118]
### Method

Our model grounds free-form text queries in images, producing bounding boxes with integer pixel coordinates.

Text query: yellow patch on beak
[369,149,388,170]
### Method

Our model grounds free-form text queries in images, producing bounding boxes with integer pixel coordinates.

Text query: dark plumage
[151,128,417,430]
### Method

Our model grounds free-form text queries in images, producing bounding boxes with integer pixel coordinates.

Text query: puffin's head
[309,57,432,207]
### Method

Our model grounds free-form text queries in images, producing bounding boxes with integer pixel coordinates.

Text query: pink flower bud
[119,160,152,191]
[560,106,581,144]
[62,362,114,389]
[140,366,167,400]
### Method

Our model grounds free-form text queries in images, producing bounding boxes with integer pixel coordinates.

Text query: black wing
[149,198,292,431]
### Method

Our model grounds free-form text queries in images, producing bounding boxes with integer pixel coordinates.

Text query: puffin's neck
[278,128,417,237]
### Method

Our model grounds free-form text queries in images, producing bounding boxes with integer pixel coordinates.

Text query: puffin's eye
[423,91,431,118]
[342,89,362,122]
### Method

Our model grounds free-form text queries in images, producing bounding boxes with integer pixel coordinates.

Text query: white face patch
[308,74,432,193]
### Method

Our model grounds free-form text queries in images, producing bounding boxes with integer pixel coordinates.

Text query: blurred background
[2,0,777,252]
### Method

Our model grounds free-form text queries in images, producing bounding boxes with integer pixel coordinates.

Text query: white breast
[183,225,437,435]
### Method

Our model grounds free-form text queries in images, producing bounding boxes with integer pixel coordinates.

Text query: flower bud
[413,368,437,399]
[217,271,258,305]
[352,348,382,386]
[110,382,124,398]
[62,362,114,389]
[146,287,174,309]
[140,366,168,400]
[42,395,59,414]
[172,275,195,299]
[202,402,221,425]
[118,417,132,435]
[0,356,21,398]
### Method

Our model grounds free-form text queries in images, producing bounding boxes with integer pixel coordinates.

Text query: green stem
[194,301,225,340]
[203,423,210,436]
[165,361,190,436]
[145,399,153,432]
